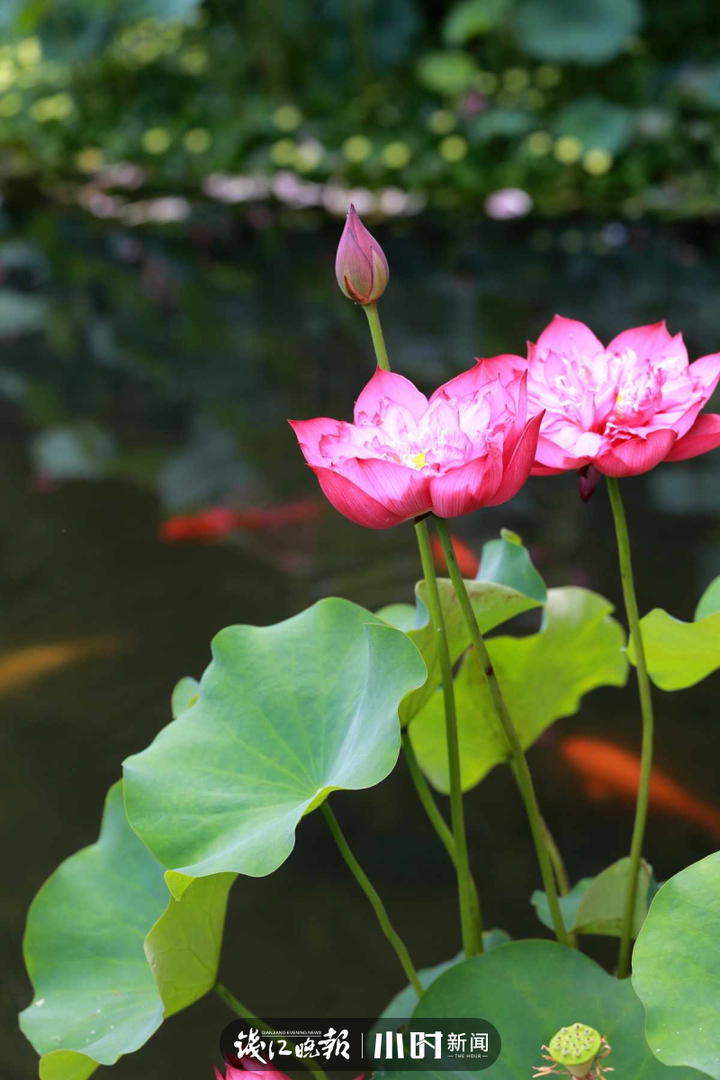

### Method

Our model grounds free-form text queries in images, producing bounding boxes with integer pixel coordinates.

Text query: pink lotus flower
[335,204,389,304]
[518,316,720,479]
[215,1058,288,1080]
[290,364,542,528]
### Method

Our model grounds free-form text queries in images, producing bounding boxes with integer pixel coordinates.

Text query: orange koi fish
[0,637,124,696]
[430,533,480,578]
[160,498,324,542]
[560,735,720,840]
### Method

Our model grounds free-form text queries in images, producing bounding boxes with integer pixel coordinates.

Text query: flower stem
[414,518,481,958]
[214,983,328,1080]
[607,476,655,980]
[321,801,424,997]
[402,730,485,947]
[434,516,570,948]
[363,302,391,371]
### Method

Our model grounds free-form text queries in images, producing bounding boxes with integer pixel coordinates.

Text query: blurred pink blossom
[484,187,533,220]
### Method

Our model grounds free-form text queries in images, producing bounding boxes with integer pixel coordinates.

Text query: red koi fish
[560,735,720,840]
[430,533,480,578]
[160,498,323,542]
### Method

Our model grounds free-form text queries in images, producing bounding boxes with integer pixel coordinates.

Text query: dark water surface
[2,209,720,1078]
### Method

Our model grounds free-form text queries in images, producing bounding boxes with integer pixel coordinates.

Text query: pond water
[2,206,719,1079]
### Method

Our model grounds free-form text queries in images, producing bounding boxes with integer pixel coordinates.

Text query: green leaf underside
[475,535,547,603]
[532,879,592,934]
[145,870,235,1016]
[124,598,427,878]
[633,852,720,1078]
[378,574,544,728]
[395,941,702,1079]
[171,676,200,719]
[379,930,511,1022]
[20,782,233,1078]
[532,859,652,938]
[573,857,652,937]
[409,587,628,793]
[631,575,720,690]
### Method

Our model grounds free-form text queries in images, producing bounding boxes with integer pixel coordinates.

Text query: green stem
[321,801,424,997]
[414,518,481,958]
[607,476,655,980]
[402,729,456,859]
[358,301,481,953]
[363,302,391,371]
[213,983,329,1080]
[540,812,578,949]
[402,730,485,945]
[434,516,570,948]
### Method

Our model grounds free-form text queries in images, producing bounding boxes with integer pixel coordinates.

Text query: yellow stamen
[412,451,426,470]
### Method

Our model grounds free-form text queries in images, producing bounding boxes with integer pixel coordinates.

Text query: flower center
[411,451,427,470]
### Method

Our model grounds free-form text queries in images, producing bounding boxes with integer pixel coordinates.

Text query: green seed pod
[548,1024,601,1077]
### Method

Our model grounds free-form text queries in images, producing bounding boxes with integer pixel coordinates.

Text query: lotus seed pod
[548,1024,601,1077]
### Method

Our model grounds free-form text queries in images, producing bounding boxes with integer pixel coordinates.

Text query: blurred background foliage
[1,0,720,219]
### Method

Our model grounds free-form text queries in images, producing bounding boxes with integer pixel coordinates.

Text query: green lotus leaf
[20,782,234,1079]
[410,587,628,792]
[532,860,653,938]
[633,852,720,1078]
[124,598,427,878]
[393,940,702,1079]
[379,930,511,1022]
[531,879,591,935]
[629,576,720,690]
[475,530,547,603]
[171,676,200,718]
[512,0,642,65]
[379,537,545,727]
[572,857,652,938]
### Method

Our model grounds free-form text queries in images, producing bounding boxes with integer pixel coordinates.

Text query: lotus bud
[335,204,389,305]
[577,464,601,503]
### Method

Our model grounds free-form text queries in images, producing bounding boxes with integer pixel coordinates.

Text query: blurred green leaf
[443,0,511,45]
[416,50,478,95]
[512,0,642,64]
[554,97,635,153]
